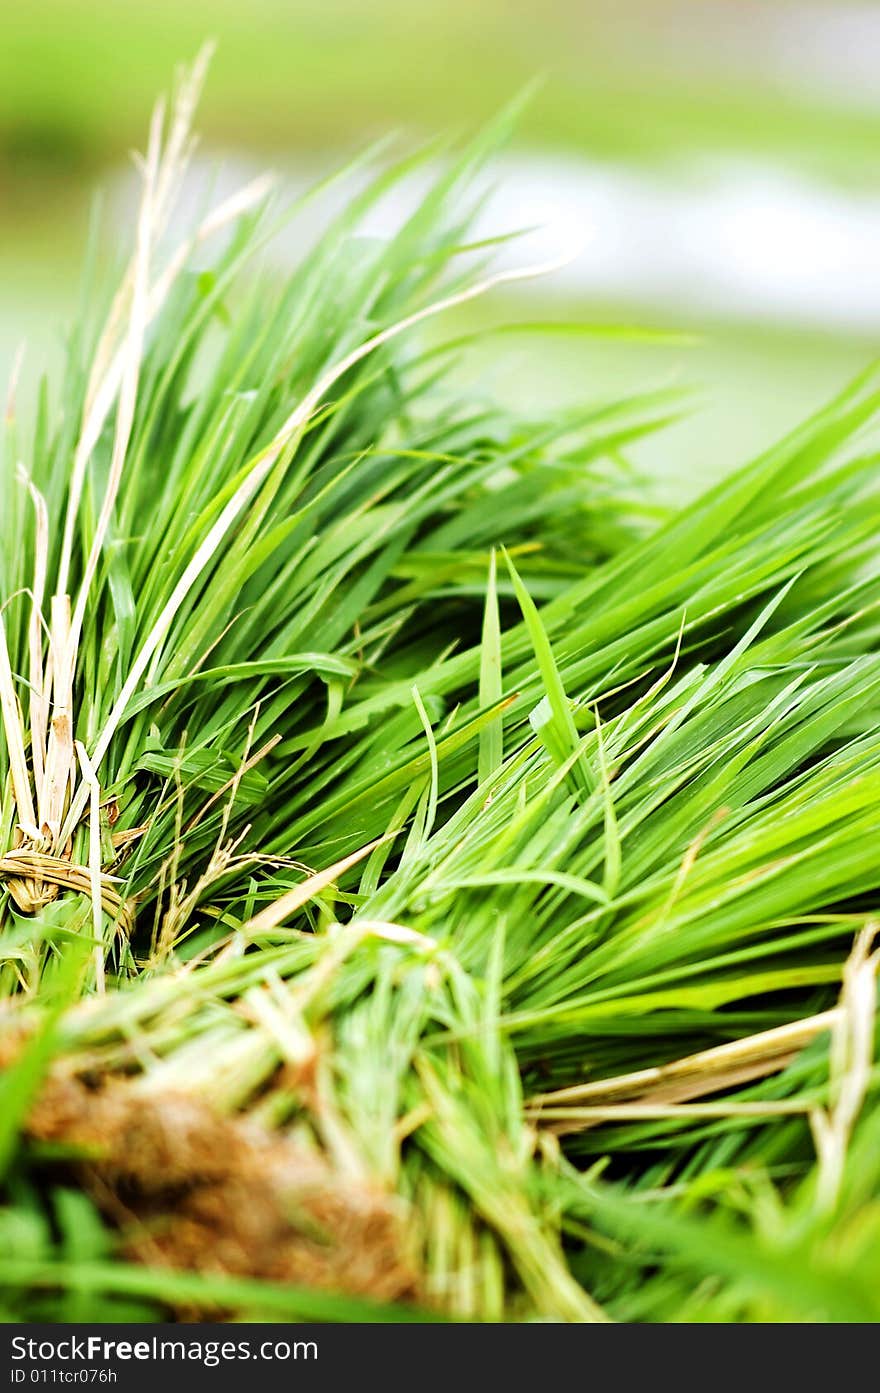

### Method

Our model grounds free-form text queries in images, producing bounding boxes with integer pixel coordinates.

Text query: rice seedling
[3,54,880,1323]
[0,52,671,1001]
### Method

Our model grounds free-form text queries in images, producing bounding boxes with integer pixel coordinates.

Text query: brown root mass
[25,1072,419,1308]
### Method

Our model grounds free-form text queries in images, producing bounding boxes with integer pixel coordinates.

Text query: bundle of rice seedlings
[0,52,670,1002]
[5,56,880,1323]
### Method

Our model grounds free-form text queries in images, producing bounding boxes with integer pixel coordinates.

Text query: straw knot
[0,850,133,933]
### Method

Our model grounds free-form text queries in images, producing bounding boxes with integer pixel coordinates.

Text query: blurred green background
[3,0,880,485]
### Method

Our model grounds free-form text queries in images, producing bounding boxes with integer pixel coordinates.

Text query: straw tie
[0,848,134,932]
